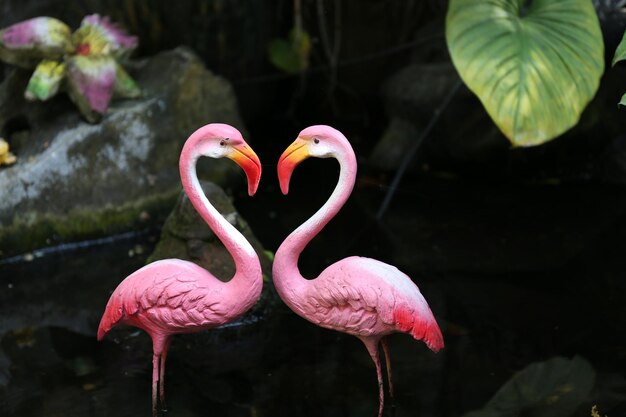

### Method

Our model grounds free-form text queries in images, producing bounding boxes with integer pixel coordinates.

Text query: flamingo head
[191,123,262,196]
[277,125,348,195]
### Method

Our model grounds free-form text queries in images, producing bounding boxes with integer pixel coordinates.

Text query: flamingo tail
[97,299,124,341]
[394,307,444,352]
[414,321,444,352]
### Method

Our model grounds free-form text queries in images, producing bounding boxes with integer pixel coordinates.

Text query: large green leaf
[446,0,604,147]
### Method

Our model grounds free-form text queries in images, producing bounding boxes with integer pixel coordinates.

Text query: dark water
[1,171,626,417]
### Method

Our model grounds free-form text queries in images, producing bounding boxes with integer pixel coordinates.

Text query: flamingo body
[286,256,442,348]
[98,259,248,344]
[273,125,443,417]
[98,123,263,416]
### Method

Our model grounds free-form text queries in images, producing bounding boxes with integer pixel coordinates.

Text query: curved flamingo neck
[273,143,357,297]
[179,138,261,289]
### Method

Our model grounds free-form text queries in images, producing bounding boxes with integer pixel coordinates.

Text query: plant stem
[376,79,463,220]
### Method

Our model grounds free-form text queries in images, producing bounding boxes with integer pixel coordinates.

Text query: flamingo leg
[381,337,394,401]
[152,353,160,417]
[151,333,169,416]
[159,338,172,413]
[362,338,384,417]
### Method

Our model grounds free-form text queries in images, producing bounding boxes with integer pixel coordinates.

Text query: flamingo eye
[219,139,226,146]
[314,138,320,144]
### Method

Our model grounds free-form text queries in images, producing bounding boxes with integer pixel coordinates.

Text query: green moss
[0,187,180,257]
[146,232,188,264]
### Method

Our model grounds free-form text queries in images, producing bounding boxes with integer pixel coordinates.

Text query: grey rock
[0,47,247,256]
[369,118,420,171]
[375,60,508,170]
[382,62,461,124]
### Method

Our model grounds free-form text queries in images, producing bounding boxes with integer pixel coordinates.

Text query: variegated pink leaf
[25,59,65,101]
[76,14,137,58]
[66,54,116,122]
[113,62,141,98]
[0,17,71,67]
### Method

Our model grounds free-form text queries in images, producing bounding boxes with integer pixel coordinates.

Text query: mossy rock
[0,47,248,256]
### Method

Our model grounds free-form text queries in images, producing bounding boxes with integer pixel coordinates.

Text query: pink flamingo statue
[273,125,444,417]
[98,123,263,416]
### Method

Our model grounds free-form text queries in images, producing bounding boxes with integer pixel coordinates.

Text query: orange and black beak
[277,137,310,195]
[228,143,262,196]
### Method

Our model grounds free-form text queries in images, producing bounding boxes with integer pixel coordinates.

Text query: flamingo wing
[136,277,229,330]
[303,257,444,350]
[297,257,395,337]
[304,274,383,336]
[98,260,230,338]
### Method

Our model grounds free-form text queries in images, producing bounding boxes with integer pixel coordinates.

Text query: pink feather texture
[273,125,443,417]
